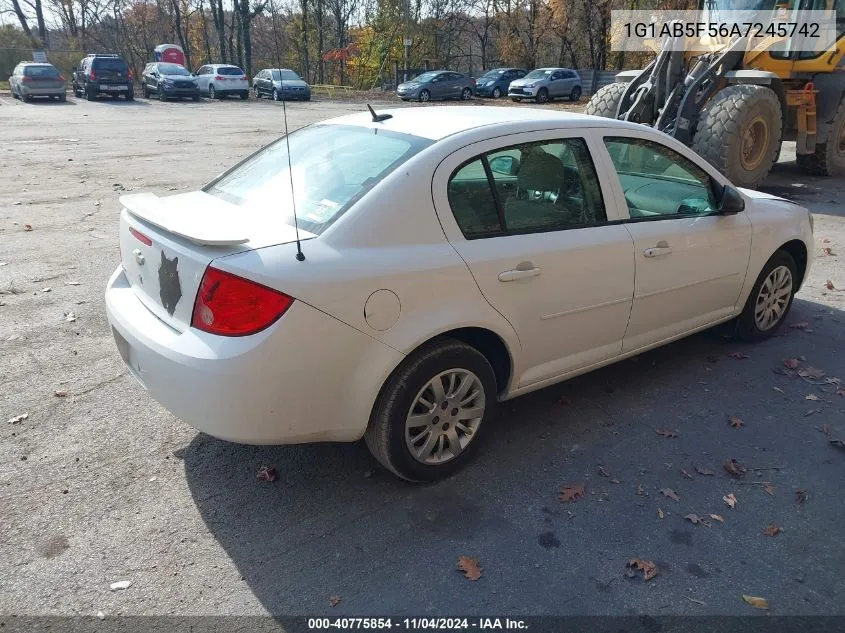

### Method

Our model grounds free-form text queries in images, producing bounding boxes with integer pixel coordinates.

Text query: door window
[604,137,717,218]
[447,138,606,238]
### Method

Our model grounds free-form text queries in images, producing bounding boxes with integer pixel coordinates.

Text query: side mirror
[718,185,745,214]
[489,155,520,176]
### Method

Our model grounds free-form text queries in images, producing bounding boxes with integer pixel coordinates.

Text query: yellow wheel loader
[586,0,845,188]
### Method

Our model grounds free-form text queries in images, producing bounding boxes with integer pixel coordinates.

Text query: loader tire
[584,82,627,119]
[692,84,782,189]
[796,97,845,177]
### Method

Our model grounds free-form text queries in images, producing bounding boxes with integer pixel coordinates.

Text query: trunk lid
[119,191,312,332]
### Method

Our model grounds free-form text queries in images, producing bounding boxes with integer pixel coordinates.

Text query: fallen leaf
[54,391,68,398]
[7,413,28,425]
[41,287,51,293]
[724,458,746,478]
[829,439,845,449]
[456,556,482,581]
[109,580,132,591]
[728,352,749,360]
[709,514,725,523]
[783,358,801,369]
[64,312,77,322]
[763,483,776,496]
[657,508,664,519]
[23,224,32,231]
[795,489,808,504]
[805,393,819,401]
[626,558,657,582]
[660,488,680,502]
[723,493,738,509]
[742,595,769,610]
[680,469,693,480]
[798,366,825,379]
[685,513,703,525]
[788,322,809,329]
[822,247,835,256]
[763,524,781,537]
[560,483,585,503]
[328,596,342,607]
[824,280,835,291]
[256,466,277,482]
[728,416,744,429]
[695,466,714,476]
[655,428,679,438]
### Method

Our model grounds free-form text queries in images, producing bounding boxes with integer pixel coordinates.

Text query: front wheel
[492,87,501,99]
[511,97,521,103]
[253,86,260,99]
[536,88,549,104]
[272,88,280,101]
[364,338,498,482]
[418,89,430,103]
[570,86,582,102]
[734,250,797,341]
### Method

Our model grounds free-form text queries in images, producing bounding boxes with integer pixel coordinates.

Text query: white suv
[194,64,249,100]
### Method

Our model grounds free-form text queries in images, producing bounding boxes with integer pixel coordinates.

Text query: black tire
[240,91,248,100]
[143,85,150,99]
[158,89,166,102]
[59,93,66,102]
[734,250,797,342]
[22,92,32,102]
[192,94,199,102]
[208,84,216,99]
[253,86,260,99]
[692,84,782,189]
[86,87,96,101]
[492,87,501,99]
[797,97,845,177]
[364,338,498,482]
[461,87,472,100]
[418,89,430,103]
[584,81,626,118]
[125,90,133,101]
[272,88,280,101]
[570,86,582,102]
[536,87,549,104]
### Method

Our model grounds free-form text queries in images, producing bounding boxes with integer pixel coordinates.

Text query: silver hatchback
[10,62,67,102]
[508,68,582,104]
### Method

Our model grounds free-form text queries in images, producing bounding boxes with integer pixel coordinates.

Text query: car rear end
[213,66,249,96]
[90,57,133,98]
[20,64,66,99]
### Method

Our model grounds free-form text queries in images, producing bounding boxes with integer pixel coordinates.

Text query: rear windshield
[217,67,245,76]
[158,63,190,75]
[205,125,433,235]
[92,58,128,71]
[25,65,60,78]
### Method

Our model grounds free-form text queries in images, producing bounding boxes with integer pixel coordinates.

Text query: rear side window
[92,58,128,72]
[448,138,606,238]
[205,125,433,235]
[218,67,245,76]
[25,65,60,78]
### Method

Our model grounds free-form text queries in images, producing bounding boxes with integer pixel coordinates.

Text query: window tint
[158,63,189,75]
[92,58,128,72]
[25,65,60,78]
[604,137,717,218]
[217,66,245,76]
[447,138,606,238]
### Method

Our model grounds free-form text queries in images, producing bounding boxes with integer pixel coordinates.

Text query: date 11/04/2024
[307,618,528,630]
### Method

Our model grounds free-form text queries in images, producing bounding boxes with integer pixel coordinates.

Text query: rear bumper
[92,83,133,94]
[20,86,66,96]
[105,266,403,445]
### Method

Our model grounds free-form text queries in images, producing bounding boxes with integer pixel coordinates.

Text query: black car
[141,62,199,101]
[72,53,134,101]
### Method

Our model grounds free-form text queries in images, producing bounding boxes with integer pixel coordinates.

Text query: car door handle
[498,265,541,282]
[643,240,672,258]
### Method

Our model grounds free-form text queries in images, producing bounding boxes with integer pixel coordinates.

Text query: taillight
[21,76,32,83]
[128,70,133,80]
[58,75,65,82]
[129,226,152,246]
[90,70,97,80]
[215,75,223,81]
[191,266,293,337]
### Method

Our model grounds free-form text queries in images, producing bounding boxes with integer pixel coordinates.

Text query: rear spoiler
[120,192,250,246]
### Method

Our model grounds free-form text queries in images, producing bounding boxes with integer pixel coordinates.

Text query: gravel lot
[1,92,844,620]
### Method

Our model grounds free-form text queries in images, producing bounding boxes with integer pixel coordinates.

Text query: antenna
[270,0,305,262]
[367,104,393,122]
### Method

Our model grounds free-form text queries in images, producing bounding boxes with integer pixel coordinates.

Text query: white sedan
[105,106,812,481]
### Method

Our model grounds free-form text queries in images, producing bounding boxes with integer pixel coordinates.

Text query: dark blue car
[475,67,527,98]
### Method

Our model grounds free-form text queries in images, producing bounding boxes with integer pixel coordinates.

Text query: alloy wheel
[754,265,792,331]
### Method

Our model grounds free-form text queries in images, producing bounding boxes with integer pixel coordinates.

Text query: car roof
[325,105,645,141]
[19,62,54,66]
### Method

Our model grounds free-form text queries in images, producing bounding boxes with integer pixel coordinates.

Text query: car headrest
[517,150,565,191]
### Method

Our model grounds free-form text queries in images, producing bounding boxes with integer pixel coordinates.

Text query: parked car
[141,62,199,101]
[508,68,581,103]
[193,64,249,99]
[252,68,311,101]
[396,70,475,102]
[474,67,527,99]
[106,106,812,482]
[9,62,66,102]
[72,53,134,101]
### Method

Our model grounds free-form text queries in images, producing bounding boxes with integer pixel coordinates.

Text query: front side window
[205,125,433,235]
[447,138,606,238]
[604,137,717,218]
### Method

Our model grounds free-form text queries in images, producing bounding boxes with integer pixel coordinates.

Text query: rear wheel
[192,94,199,102]
[86,87,96,101]
[240,91,248,100]
[692,84,781,189]
[585,81,626,118]
[125,90,133,101]
[59,93,66,102]
[208,84,217,99]
[461,87,472,100]
[570,86,582,102]
[734,250,797,341]
[536,87,549,104]
[797,97,845,177]
[364,338,498,482]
